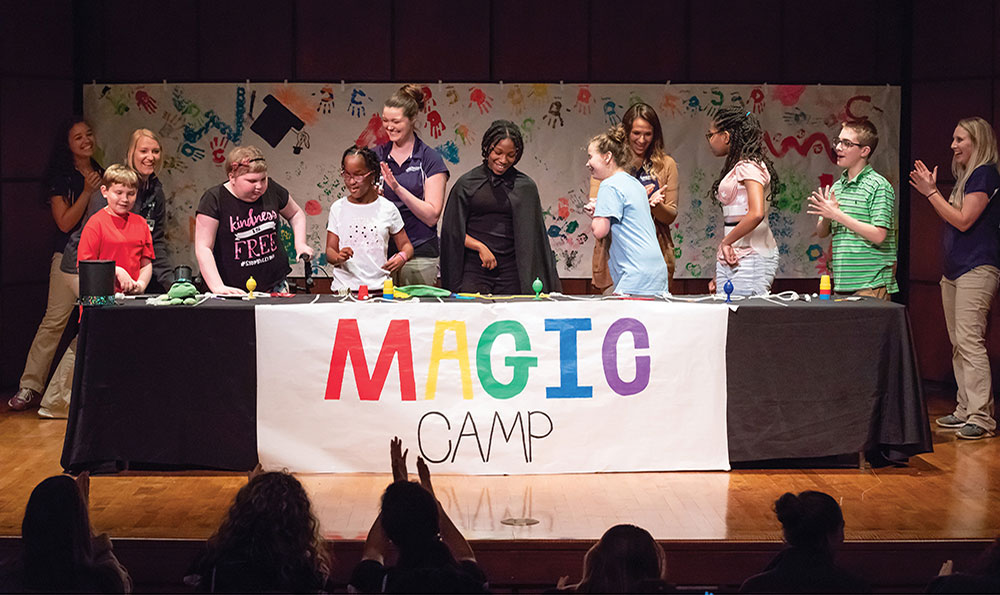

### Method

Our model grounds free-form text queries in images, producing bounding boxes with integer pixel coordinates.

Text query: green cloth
[829,165,898,293]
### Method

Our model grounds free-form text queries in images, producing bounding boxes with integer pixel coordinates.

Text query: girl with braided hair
[440,119,561,294]
[706,107,781,296]
[326,145,414,292]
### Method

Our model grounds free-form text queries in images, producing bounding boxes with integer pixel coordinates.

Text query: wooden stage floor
[2,391,998,544]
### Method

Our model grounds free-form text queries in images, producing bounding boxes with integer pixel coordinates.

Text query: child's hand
[583,198,597,216]
[478,245,497,270]
[295,244,314,261]
[806,187,841,221]
[708,278,717,294]
[114,267,136,293]
[333,247,354,265]
[717,243,738,265]
[214,285,248,296]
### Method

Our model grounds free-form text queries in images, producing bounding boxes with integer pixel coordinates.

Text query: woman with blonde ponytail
[910,117,1000,440]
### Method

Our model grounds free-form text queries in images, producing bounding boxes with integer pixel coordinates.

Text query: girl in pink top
[706,108,780,297]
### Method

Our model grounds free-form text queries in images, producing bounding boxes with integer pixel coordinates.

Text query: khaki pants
[941,265,1000,432]
[392,256,439,287]
[853,286,890,300]
[19,253,79,393]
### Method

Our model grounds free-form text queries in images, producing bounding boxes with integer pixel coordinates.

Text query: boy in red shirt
[78,164,154,293]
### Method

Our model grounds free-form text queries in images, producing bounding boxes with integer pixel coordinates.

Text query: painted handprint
[542,101,565,128]
[434,141,460,164]
[783,108,809,126]
[660,93,681,117]
[162,154,187,174]
[507,85,525,115]
[445,85,459,105]
[750,88,765,114]
[574,85,593,115]
[355,113,389,148]
[426,110,445,138]
[210,137,228,165]
[348,88,371,118]
[315,86,335,114]
[469,87,493,114]
[420,86,436,111]
[454,123,475,145]
[627,91,645,107]
[521,118,536,142]
[135,89,157,114]
[180,142,205,161]
[528,83,548,103]
[159,111,183,139]
[602,99,620,125]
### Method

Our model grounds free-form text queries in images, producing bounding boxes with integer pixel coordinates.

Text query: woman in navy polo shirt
[377,84,450,286]
[911,116,1000,440]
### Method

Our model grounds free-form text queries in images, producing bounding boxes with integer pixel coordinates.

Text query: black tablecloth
[61,296,931,471]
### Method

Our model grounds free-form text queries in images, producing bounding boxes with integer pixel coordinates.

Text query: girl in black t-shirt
[195,146,314,295]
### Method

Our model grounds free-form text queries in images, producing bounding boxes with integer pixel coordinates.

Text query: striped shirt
[829,165,898,293]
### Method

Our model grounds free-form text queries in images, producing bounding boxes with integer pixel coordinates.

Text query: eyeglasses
[340,170,373,183]
[832,138,868,149]
[705,130,724,141]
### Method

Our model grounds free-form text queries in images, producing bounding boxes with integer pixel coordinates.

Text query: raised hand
[390,436,408,483]
[416,456,434,495]
[806,186,842,221]
[909,160,939,197]
[380,163,400,192]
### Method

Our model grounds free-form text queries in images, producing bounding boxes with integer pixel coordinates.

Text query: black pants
[461,251,520,294]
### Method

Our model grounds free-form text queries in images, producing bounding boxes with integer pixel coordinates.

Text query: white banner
[256,300,730,474]
[85,82,899,279]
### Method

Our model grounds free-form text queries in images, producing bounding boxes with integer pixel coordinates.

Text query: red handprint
[355,113,390,148]
[421,86,437,111]
[750,88,765,114]
[469,87,493,114]
[425,110,445,138]
[210,137,228,165]
[135,90,157,114]
[574,85,593,114]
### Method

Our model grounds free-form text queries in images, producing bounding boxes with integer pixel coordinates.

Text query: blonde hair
[589,126,630,168]
[951,117,1000,208]
[102,164,139,189]
[125,128,162,175]
[384,84,424,120]
[227,146,267,177]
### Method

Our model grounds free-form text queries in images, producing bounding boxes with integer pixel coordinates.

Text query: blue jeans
[715,250,779,297]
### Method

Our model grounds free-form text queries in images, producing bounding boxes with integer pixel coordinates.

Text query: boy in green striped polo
[807,120,897,299]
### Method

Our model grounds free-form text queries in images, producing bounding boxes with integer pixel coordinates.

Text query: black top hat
[173,265,194,285]
[78,260,116,306]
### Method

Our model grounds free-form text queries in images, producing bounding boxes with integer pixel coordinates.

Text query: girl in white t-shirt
[326,146,414,291]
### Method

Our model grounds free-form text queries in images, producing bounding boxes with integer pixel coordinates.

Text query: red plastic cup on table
[358,284,368,300]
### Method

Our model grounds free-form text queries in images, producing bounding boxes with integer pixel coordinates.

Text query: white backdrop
[84,82,899,280]
[255,300,731,474]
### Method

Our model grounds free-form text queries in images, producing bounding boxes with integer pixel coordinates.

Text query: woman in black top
[440,120,561,295]
[8,117,103,411]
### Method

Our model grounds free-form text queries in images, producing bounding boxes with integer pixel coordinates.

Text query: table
[61,296,931,472]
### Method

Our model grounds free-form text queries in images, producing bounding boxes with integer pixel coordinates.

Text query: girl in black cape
[441,120,562,294]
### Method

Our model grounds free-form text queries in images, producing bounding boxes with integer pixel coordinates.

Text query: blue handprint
[348,88,371,118]
[602,99,620,125]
